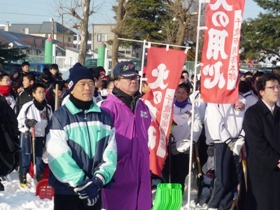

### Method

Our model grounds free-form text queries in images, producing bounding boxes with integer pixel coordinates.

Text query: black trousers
[208,143,242,210]
[54,193,102,210]
[162,152,190,194]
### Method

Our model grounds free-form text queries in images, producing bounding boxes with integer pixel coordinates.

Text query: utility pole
[62,14,64,48]
[51,18,54,40]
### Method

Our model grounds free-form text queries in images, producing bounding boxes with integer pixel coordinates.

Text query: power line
[0,12,50,17]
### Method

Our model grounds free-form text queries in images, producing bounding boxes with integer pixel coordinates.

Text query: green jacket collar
[65,98,101,115]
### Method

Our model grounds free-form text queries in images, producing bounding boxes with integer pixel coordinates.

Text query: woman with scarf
[162,83,202,194]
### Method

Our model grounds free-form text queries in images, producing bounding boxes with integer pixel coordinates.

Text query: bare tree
[54,0,94,65]
[111,0,134,75]
[164,0,199,46]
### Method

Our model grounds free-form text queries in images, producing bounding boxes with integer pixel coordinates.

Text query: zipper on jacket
[84,110,92,157]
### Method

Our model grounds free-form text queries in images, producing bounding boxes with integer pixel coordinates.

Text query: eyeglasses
[265,85,280,90]
[1,79,11,83]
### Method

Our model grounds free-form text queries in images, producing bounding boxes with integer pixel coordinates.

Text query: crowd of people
[0,61,280,210]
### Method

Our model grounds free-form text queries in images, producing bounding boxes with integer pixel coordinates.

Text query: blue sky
[0,0,264,26]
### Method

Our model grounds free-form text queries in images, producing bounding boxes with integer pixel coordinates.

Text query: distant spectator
[21,62,30,74]
[49,64,62,81]
[47,81,65,111]
[272,66,280,77]
[0,73,16,109]
[36,70,53,89]
[179,76,185,85]
[89,67,103,104]
[242,71,253,82]
[182,70,189,83]
[10,67,22,98]
[17,83,52,186]
[15,72,35,115]
[106,80,114,95]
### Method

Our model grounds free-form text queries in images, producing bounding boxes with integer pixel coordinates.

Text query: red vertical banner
[201,0,246,103]
[143,46,186,176]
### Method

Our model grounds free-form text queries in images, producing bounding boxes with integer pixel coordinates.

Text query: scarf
[175,98,189,108]
[112,87,141,112]
[33,98,47,111]
[70,94,93,111]
[0,86,11,96]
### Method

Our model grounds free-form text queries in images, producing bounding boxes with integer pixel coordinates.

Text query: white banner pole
[139,40,147,93]
[187,0,209,209]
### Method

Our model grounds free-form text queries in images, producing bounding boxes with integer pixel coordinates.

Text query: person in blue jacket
[46,63,117,210]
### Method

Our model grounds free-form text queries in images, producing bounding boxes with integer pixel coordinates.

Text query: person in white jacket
[162,83,202,194]
[17,83,52,187]
[205,94,247,210]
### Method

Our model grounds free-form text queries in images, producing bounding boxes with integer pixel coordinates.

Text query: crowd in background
[0,61,280,210]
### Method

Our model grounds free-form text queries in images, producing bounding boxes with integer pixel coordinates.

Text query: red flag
[143,46,186,176]
[201,0,246,103]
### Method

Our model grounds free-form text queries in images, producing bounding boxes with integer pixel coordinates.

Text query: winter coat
[172,102,202,144]
[17,100,52,137]
[16,88,33,115]
[204,95,246,145]
[242,90,258,108]
[243,100,280,210]
[46,99,117,195]
[101,94,152,210]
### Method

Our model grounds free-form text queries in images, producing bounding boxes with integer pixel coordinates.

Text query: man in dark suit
[243,73,280,210]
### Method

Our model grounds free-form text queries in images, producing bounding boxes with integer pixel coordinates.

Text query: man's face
[22,65,29,73]
[0,76,11,86]
[260,79,280,107]
[114,75,140,96]
[71,79,95,102]
[32,87,46,102]
[22,77,34,88]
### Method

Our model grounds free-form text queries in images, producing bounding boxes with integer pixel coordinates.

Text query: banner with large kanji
[143,46,186,176]
[201,0,246,103]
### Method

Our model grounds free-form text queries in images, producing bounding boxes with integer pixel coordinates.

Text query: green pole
[44,37,53,63]
[97,42,106,67]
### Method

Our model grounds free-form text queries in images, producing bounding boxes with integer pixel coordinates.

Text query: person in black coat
[243,73,280,210]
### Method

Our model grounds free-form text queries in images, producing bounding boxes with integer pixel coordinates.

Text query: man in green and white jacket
[46,63,117,210]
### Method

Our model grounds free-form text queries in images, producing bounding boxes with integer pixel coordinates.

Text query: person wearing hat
[46,63,117,210]
[101,61,152,210]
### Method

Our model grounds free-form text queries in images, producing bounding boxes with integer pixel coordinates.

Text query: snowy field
[0,172,53,210]
[0,171,211,210]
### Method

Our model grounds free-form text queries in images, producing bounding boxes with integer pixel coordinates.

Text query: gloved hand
[233,137,245,156]
[228,141,236,155]
[74,175,104,206]
[171,139,191,155]
[25,119,37,128]
[207,145,214,157]
[228,137,245,156]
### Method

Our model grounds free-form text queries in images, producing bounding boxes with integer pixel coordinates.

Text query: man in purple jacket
[101,61,152,210]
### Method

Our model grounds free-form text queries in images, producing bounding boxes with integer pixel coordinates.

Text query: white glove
[176,139,191,153]
[233,137,245,156]
[171,139,191,155]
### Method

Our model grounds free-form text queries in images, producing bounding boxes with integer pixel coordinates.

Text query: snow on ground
[0,171,210,210]
[0,172,53,210]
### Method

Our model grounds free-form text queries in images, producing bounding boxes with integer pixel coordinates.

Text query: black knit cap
[68,63,94,91]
